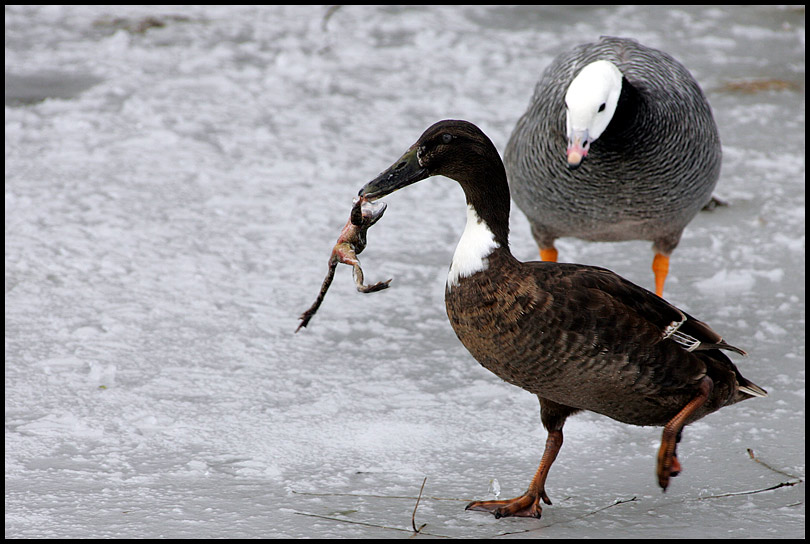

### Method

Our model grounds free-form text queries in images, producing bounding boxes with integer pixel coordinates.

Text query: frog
[296,196,391,332]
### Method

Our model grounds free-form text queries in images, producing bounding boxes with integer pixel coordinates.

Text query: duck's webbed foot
[467,427,563,519]
[466,490,551,519]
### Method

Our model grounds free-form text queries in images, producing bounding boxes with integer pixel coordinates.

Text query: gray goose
[504,36,722,296]
[358,120,765,519]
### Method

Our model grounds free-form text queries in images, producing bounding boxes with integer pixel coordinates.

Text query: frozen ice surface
[5,5,805,539]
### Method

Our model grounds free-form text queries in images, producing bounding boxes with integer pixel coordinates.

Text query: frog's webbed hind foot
[353,263,391,293]
[357,279,392,293]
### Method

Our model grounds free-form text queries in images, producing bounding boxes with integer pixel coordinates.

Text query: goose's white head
[564,60,623,169]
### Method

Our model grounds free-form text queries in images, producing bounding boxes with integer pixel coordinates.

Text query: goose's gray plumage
[358,119,765,520]
[504,36,721,297]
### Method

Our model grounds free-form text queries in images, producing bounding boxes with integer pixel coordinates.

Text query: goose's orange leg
[652,253,670,297]
[466,430,563,519]
[657,376,712,490]
[540,247,558,262]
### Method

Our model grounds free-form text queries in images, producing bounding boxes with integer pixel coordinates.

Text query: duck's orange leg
[652,253,670,297]
[466,430,562,519]
[657,377,712,490]
[540,247,558,262]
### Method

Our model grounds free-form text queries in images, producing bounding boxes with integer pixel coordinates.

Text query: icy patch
[694,267,785,295]
[17,412,104,439]
[695,269,756,294]
[773,232,806,253]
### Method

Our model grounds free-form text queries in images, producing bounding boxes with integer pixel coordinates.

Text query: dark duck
[505,37,723,297]
[358,119,766,519]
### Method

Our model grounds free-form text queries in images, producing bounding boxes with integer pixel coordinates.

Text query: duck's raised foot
[656,376,712,491]
[465,491,551,519]
[657,452,683,491]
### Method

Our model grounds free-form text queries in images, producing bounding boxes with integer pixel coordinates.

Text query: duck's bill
[358,146,429,201]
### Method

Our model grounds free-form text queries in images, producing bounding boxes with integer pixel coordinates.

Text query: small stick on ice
[296,196,391,332]
[411,477,428,533]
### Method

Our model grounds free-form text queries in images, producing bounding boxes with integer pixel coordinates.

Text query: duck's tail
[738,378,768,398]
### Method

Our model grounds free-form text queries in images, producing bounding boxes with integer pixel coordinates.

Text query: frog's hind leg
[296,260,338,332]
[353,263,391,293]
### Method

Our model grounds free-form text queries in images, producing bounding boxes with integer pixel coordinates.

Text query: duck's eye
[598,103,606,112]
[441,133,453,144]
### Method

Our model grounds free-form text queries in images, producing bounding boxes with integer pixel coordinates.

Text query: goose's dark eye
[598,103,606,112]
[441,133,453,144]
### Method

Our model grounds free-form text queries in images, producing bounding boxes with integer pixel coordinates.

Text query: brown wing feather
[530,261,746,355]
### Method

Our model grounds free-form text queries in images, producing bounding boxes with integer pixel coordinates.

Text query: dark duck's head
[359,120,512,251]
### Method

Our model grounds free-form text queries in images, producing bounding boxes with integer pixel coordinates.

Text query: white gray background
[5,5,804,538]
